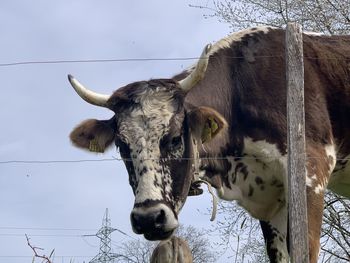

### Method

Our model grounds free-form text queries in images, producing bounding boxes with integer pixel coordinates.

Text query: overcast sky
[0,1,233,262]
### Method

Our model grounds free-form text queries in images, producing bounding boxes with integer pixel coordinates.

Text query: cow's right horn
[68,74,110,108]
[179,43,212,92]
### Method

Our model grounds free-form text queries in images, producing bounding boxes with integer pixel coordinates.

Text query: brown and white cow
[68,27,350,262]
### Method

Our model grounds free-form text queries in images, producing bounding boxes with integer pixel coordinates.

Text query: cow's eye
[171,136,182,148]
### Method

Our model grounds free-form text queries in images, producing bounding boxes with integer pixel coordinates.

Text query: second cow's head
[69,44,227,240]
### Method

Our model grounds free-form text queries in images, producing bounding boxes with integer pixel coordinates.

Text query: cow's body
[177,28,350,262]
[69,27,350,263]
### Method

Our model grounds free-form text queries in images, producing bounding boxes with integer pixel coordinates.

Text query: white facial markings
[118,88,180,206]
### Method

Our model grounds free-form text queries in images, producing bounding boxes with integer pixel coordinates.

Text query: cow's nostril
[130,205,177,238]
[155,209,166,228]
[130,212,142,232]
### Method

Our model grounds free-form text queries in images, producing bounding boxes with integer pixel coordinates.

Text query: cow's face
[68,44,226,240]
[111,81,194,240]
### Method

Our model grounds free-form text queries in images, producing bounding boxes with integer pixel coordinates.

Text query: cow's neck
[193,135,288,221]
[183,50,288,221]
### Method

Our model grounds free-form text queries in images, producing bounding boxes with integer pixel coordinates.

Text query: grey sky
[0,1,232,262]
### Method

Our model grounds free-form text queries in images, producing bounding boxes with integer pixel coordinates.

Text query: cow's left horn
[179,43,212,92]
[68,74,110,108]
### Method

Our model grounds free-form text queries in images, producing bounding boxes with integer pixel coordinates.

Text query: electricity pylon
[88,208,120,263]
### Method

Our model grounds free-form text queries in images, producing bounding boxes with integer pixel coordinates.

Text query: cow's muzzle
[130,203,178,241]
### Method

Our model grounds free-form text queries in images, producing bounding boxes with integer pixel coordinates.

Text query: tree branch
[25,234,54,263]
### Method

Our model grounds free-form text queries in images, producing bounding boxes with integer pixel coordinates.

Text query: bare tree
[213,202,269,263]
[175,225,216,263]
[212,194,350,262]
[190,0,350,34]
[26,234,55,263]
[113,225,215,263]
[320,192,350,262]
[114,238,156,263]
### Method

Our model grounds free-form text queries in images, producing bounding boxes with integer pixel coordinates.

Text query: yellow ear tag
[201,117,219,143]
[89,139,104,153]
[209,117,219,134]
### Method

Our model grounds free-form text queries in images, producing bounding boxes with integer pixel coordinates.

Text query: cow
[68,27,350,263]
[150,236,193,263]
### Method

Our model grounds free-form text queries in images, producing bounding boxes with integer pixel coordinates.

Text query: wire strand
[0,55,348,68]
[0,156,349,165]
[0,233,84,237]
[0,227,97,231]
[0,57,200,67]
[0,158,117,164]
[0,255,94,258]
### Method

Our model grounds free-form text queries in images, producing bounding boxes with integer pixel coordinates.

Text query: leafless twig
[26,234,54,263]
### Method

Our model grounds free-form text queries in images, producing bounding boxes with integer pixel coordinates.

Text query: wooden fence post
[286,22,309,263]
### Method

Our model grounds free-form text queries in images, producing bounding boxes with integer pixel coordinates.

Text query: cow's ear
[70,118,116,153]
[188,106,227,144]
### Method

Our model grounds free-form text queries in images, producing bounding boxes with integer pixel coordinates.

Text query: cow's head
[69,44,227,240]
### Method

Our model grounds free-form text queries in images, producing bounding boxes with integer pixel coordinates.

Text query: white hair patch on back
[210,26,274,55]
